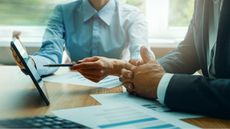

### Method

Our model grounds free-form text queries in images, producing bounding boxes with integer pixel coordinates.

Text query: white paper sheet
[91,93,203,119]
[43,72,122,88]
[54,105,199,129]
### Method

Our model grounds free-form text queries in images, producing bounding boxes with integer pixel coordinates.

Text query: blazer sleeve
[158,1,230,118]
[157,19,200,74]
[165,74,230,118]
[32,5,66,76]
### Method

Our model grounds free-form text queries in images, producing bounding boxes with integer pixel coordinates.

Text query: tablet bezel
[10,39,50,105]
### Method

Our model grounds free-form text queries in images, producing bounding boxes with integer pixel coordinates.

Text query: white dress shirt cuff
[157,73,174,104]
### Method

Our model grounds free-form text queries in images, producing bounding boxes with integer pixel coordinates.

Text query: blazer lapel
[195,0,209,76]
[201,0,210,76]
[215,0,230,78]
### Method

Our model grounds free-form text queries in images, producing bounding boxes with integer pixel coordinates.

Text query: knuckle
[121,68,126,73]
[124,72,129,78]
[123,82,129,88]
[93,56,100,60]
[97,62,104,68]
[100,70,105,75]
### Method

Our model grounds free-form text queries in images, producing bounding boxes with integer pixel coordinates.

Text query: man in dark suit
[121,0,230,118]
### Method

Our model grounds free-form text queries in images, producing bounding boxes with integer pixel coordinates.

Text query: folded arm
[158,20,200,74]
[165,74,230,118]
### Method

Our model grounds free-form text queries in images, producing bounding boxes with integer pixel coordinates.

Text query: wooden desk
[0,66,229,128]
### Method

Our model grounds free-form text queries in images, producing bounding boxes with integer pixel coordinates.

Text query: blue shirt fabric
[31,0,148,76]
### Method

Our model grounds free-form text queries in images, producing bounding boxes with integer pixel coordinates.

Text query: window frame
[0,26,45,46]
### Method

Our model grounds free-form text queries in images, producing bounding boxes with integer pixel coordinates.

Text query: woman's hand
[11,31,25,70]
[71,56,125,82]
[11,31,35,74]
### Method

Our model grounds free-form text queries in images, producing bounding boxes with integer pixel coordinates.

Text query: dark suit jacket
[158,0,230,118]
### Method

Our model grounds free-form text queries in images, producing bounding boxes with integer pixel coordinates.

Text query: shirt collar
[83,0,97,22]
[83,0,116,26]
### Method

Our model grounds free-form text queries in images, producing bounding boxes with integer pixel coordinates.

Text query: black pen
[43,64,75,67]
[43,61,83,67]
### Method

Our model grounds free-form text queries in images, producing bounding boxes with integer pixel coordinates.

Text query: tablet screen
[11,39,49,105]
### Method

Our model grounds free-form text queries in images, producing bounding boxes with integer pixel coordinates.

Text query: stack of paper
[91,93,202,119]
[43,72,122,88]
[54,105,199,129]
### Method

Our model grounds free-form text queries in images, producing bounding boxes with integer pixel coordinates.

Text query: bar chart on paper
[54,105,198,129]
[95,107,179,129]
[91,93,202,119]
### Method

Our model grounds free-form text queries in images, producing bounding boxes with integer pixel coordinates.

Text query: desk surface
[0,66,229,128]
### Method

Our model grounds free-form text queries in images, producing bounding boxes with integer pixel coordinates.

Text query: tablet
[10,39,50,105]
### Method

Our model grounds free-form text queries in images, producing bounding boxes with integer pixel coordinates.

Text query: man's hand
[71,56,124,82]
[121,46,165,99]
[129,46,156,66]
[121,61,165,99]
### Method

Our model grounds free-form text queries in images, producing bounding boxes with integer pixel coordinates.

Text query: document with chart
[53,105,199,129]
[91,93,202,119]
[43,72,121,88]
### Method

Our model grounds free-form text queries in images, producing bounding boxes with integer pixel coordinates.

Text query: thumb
[78,56,99,63]
[123,62,136,71]
[140,46,155,63]
[12,31,22,39]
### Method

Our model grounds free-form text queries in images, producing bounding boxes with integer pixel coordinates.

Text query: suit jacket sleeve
[157,1,230,118]
[157,19,200,74]
[165,74,230,118]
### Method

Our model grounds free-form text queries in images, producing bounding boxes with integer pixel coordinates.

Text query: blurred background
[0,0,194,64]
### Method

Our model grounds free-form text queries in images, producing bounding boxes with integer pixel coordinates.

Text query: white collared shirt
[31,0,148,76]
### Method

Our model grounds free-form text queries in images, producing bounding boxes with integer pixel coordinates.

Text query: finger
[129,59,139,66]
[15,60,24,69]
[123,63,136,71]
[12,31,22,39]
[121,68,133,79]
[123,83,135,93]
[10,47,25,69]
[123,82,134,89]
[140,46,156,63]
[15,54,24,69]
[71,62,102,70]
[120,75,132,85]
[12,50,18,59]
[83,73,105,83]
[129,59,144,66]
[79,56,99,63]
[77,70,102,82]
[78,69,105,78]
[84,76,101,83]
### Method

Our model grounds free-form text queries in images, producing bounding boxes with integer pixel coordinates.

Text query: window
[146,0,194,40]
[0,0,194,45]
[0,0,68,25]
[0,0,63,43]
[169,0,194,27]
